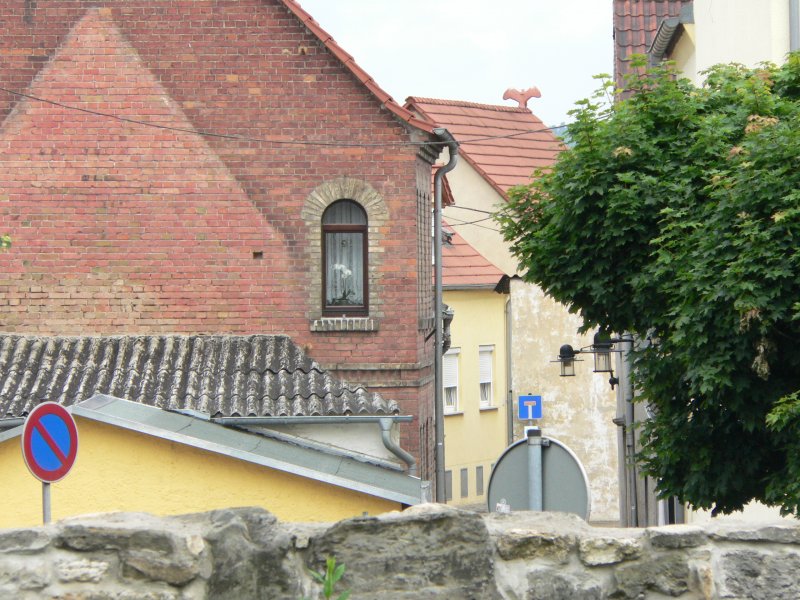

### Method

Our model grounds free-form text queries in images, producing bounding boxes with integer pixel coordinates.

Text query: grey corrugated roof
[0,334,397,419]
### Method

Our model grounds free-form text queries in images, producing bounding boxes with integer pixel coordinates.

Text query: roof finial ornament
[503,86,541,109]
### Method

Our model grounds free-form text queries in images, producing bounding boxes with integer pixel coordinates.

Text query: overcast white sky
[299,0,614,127]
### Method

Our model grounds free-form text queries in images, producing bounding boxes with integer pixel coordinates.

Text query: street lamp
[553,333,630,389]
[591,332,613,374]
[556,344,579,377]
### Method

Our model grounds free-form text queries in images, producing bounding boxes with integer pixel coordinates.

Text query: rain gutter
[210,415,413,425]
[210,414,416,474]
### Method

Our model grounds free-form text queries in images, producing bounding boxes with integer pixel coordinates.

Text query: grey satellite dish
[487,430,591,520]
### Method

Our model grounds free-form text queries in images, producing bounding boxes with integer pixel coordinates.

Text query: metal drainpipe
[0,418,24,430]
[505,296,514,445]
[379,418,417,476]
[433,127,459,503]
[791,0,800,51]
[621,332,638,526]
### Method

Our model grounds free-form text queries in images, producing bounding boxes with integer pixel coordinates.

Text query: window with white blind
[479,345,494,407]
[443,348,460,413]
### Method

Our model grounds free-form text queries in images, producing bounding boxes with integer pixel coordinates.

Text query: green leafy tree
[498,54,800,515]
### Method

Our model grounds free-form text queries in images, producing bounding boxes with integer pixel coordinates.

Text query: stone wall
[1,505,799,599]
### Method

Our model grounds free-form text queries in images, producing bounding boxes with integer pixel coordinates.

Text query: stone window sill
[310,317,379,332]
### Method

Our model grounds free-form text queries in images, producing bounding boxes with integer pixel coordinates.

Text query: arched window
[322,200,367,314]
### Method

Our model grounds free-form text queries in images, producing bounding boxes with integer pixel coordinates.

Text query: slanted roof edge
[282,0,435,135]
[64,394,421,505]
[648,4,694,60]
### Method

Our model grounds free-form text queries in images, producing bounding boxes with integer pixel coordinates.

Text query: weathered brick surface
[0,2,435,471]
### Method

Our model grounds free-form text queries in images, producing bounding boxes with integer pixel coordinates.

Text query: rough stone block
[612,553,690,598]
[647,524,708,549]
[0,556,50,590]
[56,558,111,583]
[495,529,575,564]
[578,536,642,566]
[308,504,500,599]
[0,528,52,554]
[181,508,300,600]
[717,549,800,599]
[710,522,800,545]
[526,568,604,600]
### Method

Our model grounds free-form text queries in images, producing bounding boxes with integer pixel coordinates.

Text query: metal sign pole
[42,482,51,524]
[527,427,543,511]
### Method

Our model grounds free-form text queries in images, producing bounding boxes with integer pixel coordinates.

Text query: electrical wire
[446,205,497,216]
[0,85,570,149]
[443,215,502,233]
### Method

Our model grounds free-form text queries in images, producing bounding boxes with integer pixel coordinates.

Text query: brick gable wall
[0,1,435,474]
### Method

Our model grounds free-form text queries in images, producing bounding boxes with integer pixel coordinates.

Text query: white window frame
[479,345,494,407]
[443,347,460,413]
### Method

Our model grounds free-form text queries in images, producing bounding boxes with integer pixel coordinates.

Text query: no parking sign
[21,402,79,523]
[22,402,79,482]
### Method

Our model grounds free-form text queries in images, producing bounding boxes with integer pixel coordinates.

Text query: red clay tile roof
[283,0,435,135]
[406,97,562,198]
[441,223,507,289]
[614,0,689,87]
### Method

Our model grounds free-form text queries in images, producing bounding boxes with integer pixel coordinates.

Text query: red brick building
[0,1,440,479]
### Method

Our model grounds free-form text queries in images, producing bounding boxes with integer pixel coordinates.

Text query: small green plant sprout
[308,556,350,600]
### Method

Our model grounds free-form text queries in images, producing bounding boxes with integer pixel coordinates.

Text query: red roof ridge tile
[406,96,533,114]
[281,0,435,134]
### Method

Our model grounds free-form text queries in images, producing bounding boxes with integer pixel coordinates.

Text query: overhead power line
[444,215,502,233]
[0,86,570,149]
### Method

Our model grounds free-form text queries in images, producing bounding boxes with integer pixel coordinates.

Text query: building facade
[439,227,509,507]
[407,96,621,524]
[0,1,441,484]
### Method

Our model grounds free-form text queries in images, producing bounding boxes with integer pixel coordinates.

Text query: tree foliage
[497,54,800,515]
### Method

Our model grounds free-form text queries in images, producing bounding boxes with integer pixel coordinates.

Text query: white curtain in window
[325,232,363,305]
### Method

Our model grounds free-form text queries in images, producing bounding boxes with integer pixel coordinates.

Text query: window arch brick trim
[302,177,389,327]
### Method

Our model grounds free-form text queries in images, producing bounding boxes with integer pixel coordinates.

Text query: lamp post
[553,332,639,526]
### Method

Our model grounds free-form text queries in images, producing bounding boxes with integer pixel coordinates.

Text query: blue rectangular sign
[518,395,542,420]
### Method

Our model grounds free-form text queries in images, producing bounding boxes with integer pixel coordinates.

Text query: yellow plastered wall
[0,417,400,529]
[443,288,508,506]
[671,24,697,83]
